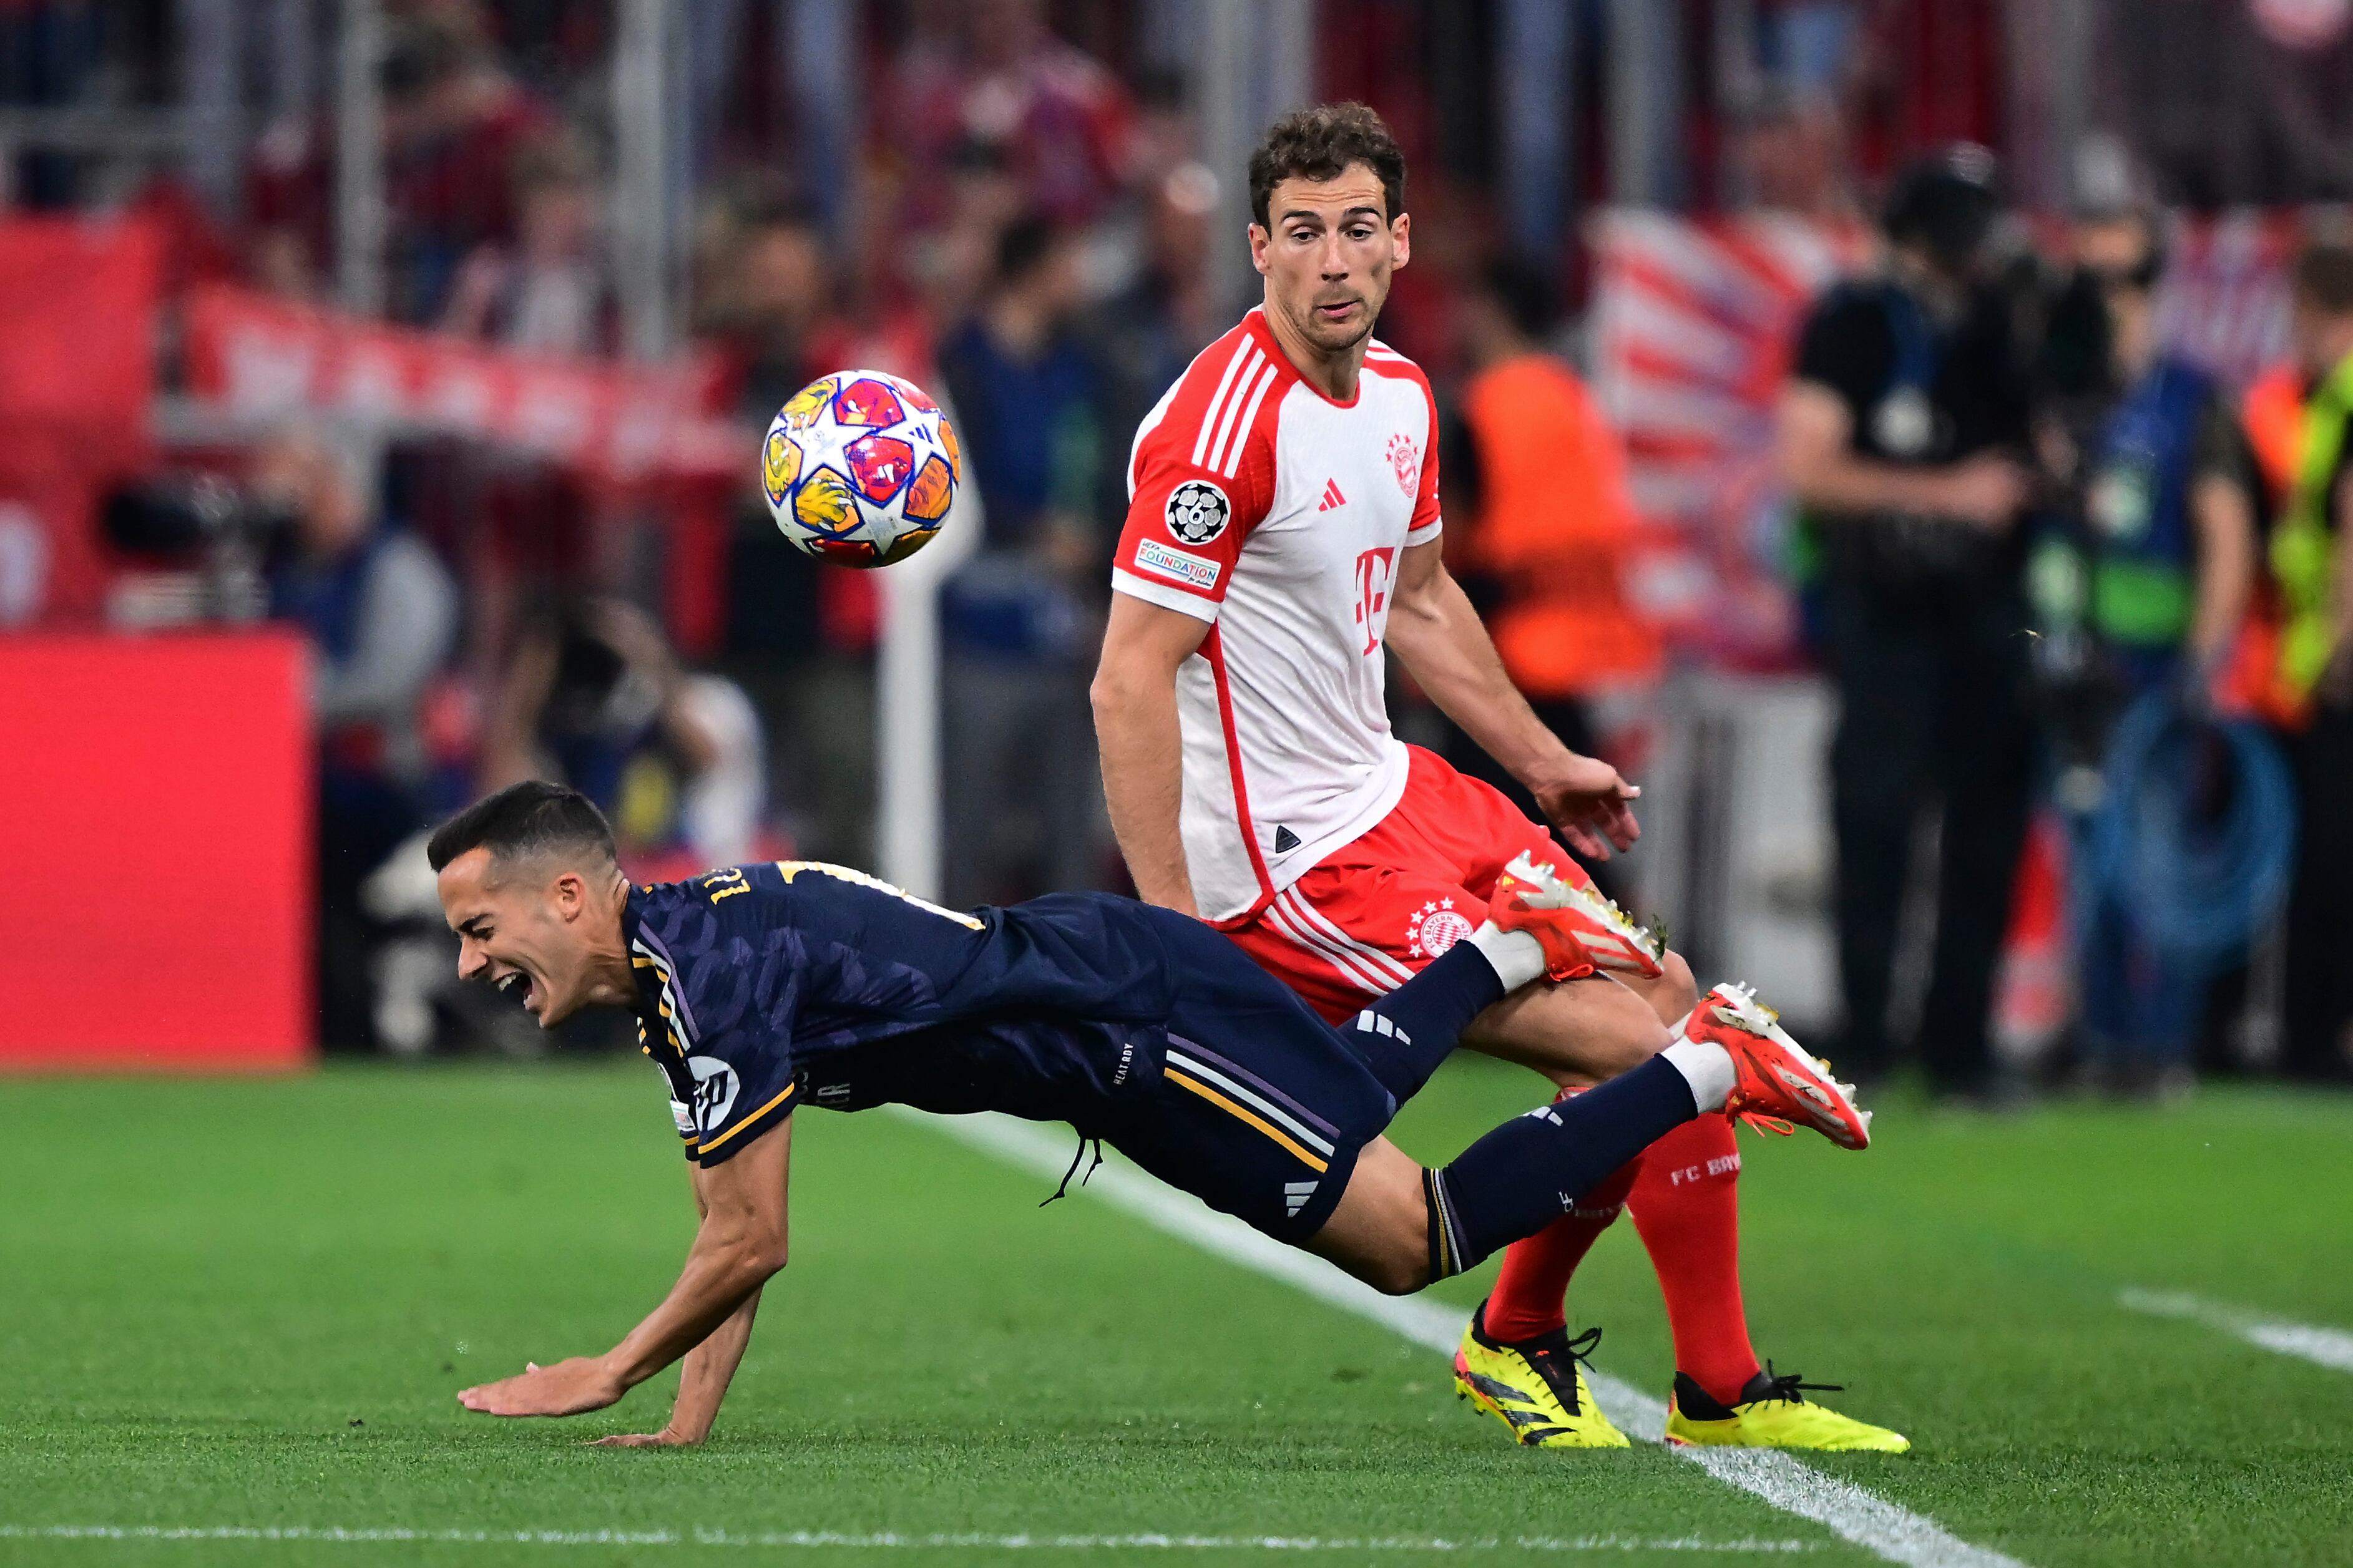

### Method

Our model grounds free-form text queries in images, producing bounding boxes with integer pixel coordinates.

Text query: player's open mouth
[496,970,538,1013]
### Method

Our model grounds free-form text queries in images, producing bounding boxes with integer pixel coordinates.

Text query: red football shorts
[1224,744,1577,1023]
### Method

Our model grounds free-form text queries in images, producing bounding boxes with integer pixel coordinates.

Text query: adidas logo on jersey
[1316,479,1347,512]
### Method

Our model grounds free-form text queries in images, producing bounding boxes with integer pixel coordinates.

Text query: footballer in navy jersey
[629,861,1199,1165]
[429,782,1867,1442]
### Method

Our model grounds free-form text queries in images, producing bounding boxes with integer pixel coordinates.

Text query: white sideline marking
[2119,1288,2353,1372]
[910,1112,2027,1568]
[0,1524,1809,1553]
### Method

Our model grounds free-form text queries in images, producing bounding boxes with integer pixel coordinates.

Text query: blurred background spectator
[479,594,770,875]
[1437,256,1657,906]
[1776,145,2036,1102]
[2029,200,2261,1097]
[1,0,2349,1094]
[935,212,1112,906]
[440,129,614,354]
[2276,243,2353,1085]
[254,422,458,1049]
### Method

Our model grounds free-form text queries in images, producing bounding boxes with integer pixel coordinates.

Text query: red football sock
[1626,1114,1760,1406]
[1480,1089,1640,1343]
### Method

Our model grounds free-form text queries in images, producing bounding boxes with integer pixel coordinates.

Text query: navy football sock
[1346,944,1505,1103]
[1424,1056,1701,1280]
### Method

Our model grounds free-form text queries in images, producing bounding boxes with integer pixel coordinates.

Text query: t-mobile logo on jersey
[1352,547,1397,655]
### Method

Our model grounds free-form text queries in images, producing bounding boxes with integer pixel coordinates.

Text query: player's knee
[1586,990,1671,1076]
[1656,949,1699,1021]
[1362,1229,1430,1296]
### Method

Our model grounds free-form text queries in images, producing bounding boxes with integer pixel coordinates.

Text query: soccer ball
[761,370,961,567]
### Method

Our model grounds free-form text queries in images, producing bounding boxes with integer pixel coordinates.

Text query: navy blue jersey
[624,862,1185,1164]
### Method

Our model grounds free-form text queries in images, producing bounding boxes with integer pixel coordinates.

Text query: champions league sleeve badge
[1165,479,1232,545]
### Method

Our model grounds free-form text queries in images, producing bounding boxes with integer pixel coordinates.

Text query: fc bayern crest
[1386,432,1421,497]
[1165,479,1231,545]
[1408,897,1474,959]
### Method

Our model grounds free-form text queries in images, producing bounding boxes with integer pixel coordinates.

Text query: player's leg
[1238,784,1718,1444]
[1361,754,1899,1450]
[1465,963,1765,1401]
[1304,994,1871,1296]
[1420,829,1769,1443]
[1453,957,1691,1366]
[1105,892,1720,1262]
[1457,871,1907,1449]
[1338,860,1686,1108]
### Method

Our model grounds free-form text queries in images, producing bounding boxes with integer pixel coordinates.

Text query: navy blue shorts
[1100,911,1400,1244]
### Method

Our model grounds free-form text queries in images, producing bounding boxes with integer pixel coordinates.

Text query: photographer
[2036,206,2260,1093]
[253,424,459,1049]
[479,596,768,879]
[1776,145,2035,1102]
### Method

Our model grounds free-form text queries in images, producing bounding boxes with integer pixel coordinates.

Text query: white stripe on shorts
[1260,893,1391,999]
[1279,888,1417,988]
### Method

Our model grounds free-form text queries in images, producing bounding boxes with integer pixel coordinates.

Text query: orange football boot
[1680,983,1871,1151]
[1488,852,1666,980]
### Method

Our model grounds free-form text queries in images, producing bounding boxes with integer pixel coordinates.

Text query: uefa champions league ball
[761,370,961,567]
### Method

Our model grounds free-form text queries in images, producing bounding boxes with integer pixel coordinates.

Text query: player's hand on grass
[587,1428,702,1448]
[457,1356,625,1418]
[1526,754,1641,861]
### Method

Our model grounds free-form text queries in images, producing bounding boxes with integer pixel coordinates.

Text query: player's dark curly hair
[1248,102,1406,231]
[427,780,617,873]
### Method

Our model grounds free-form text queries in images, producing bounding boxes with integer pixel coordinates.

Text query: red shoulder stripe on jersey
[1188,334,1260,468]
[1201,343,1268,473]
[1210,354,1279,478]
[1128,323,1258,494]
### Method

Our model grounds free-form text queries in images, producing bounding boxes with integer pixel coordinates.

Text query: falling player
[431,782,1869,1438]
[1090,102,1905,1451]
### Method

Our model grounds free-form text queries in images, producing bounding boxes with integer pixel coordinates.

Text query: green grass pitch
[2,1058,2349,1567]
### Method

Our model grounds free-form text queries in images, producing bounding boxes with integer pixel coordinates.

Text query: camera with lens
[100,476,301,627]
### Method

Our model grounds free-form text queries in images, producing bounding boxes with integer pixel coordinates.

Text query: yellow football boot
[1452,1305,1630,1449]
[1663,1365,1910,1452]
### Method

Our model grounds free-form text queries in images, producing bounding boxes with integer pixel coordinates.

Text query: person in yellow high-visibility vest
[2272,244,2353,1082]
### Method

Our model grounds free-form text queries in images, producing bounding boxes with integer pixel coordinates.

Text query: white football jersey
[1112,308,1442,923]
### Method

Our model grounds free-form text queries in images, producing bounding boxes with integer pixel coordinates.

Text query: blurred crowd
[1778,149,2351,1101]
[2,0,2349,1091]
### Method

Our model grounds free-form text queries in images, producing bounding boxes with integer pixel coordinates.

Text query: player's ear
[550,869,585,920]
[1248,223,1271,276]
[1390,212,1411,269]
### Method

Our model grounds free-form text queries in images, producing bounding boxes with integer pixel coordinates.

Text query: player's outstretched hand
[458,1356,625,1418]
[587,1428,702,1448]
[1527,754,1641,861]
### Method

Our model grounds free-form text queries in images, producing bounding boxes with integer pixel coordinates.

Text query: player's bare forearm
[1093,593,1211,914]
[671,1287,762,1438]
[1386,548,1570,780]
[457,1119,791,1421]
[594,1287,763,1447]
[603,1121,792,1391]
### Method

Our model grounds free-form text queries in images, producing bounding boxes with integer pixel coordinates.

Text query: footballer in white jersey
[1091,101,1908,1456]
[1110,304,1442,923]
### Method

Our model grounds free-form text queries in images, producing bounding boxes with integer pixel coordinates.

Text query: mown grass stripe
[0,1524,1816,1552]
[907,1111,2028,1568]
[2119,1288,2353,1373]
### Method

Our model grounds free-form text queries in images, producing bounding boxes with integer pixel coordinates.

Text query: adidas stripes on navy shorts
[1100,910,1397,1244]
